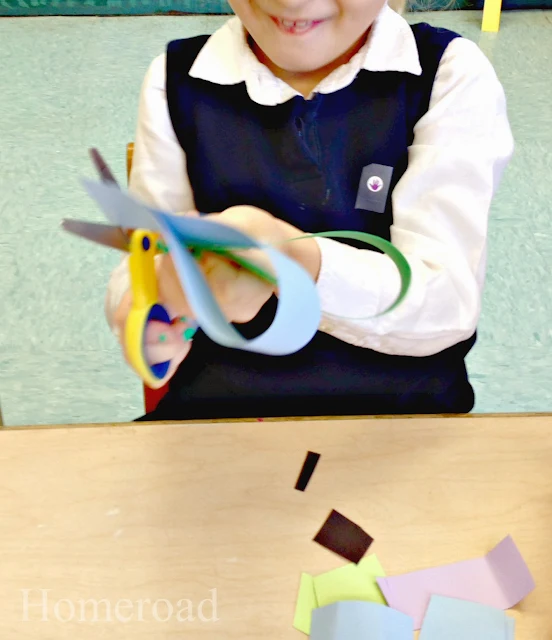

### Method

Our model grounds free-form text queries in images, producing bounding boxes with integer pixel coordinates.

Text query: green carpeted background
[1,0,551,16]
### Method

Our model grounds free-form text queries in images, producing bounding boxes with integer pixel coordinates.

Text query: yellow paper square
[313,554,387,608]
[293,572,318,635]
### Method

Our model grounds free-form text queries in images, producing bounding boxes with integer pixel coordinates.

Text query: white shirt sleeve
[315,37,514,356]
[104,54,195,333]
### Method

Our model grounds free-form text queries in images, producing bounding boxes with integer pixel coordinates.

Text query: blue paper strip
[310,601,413,640]
[82,179,162,231]
[419,596,515,640]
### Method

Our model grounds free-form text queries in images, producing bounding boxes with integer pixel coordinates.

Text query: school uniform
[106,4,514,419]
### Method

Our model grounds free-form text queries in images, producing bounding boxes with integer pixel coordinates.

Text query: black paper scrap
[295,451,321,491]
[313,509,373,564]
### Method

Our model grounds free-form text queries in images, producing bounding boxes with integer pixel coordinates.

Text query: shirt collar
[189,3,422,106]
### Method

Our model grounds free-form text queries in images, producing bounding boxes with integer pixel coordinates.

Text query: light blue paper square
[419,596,515,640]
[311,600,413,640]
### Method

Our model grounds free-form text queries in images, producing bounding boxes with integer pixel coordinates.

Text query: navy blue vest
[143,23,476,420]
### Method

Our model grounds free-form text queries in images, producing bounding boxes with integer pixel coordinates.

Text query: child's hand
[112,289,197,388]
[143,317,197,387]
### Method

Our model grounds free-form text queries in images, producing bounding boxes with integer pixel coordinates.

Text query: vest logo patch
[367,176,384,193]
[355,164,393,214]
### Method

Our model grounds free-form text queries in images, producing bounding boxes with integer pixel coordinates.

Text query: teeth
[279,18,314,29]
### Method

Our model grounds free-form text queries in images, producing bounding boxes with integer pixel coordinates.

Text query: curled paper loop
[185,229,412,320]
[284,230,411,318]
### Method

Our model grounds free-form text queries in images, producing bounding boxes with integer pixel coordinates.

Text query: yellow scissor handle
[128,229,159,310]
[125,229,172,388]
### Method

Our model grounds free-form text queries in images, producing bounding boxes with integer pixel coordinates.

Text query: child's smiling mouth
[270,15,327,35]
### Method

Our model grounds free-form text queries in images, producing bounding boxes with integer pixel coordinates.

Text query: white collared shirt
[106,4,514,357]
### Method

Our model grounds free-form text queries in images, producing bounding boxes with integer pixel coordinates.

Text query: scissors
[62,149,277,387]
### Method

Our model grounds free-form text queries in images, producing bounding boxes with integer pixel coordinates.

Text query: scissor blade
[87,149,138,238]
[89,148,119,185]
[61,219,129,251]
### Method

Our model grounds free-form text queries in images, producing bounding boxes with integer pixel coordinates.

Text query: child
[106,0,513,421]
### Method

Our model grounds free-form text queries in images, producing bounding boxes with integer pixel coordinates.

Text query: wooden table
[0,414,550,638]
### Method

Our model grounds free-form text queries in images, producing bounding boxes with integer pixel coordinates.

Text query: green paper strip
[157,238,279,286]
[288,231,412,317]
[158,230,411,319]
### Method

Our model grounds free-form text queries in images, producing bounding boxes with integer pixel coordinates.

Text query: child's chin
[275,54,333,75]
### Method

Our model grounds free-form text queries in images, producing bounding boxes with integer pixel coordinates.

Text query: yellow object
[313,555,387,607]
[293,555,387,635]
[482,0,502,32]
[293,573,318,635]
[125,229,171,388]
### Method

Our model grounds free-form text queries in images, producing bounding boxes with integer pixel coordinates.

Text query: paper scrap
[419,596,515,640]
[295,451,321,491]
[311,600,413,640]
[314,509,373,563]
[293,573,318,635]
[293,555,386,635]
[313,554,387,608]
[377,536,534,629]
